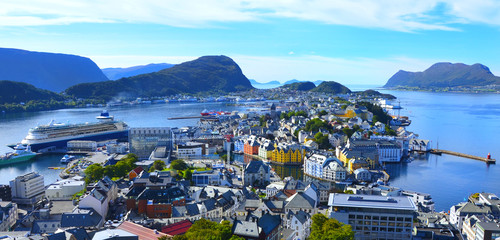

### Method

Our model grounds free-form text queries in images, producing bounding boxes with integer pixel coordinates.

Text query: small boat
[201,109,210,116]
[60,154,76,164]
[96,110,114,121]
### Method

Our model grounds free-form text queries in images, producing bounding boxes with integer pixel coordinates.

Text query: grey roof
[245,199,262,209]
[273,191,288,201]
[264,200,284,211]
[136,187,185,203]
[476,222,500,231]
[172,206,187,218]
[286,192,316,209]
[258,214,281,235]
[232,220,260,238]
[457,202,491,215]
[61,207,103,228]
[294,210,310,224]
[203,198,217,211]
[245,161,270,174]
[328,193,417,211]
[185,203,200,216]
[65,228,91,240]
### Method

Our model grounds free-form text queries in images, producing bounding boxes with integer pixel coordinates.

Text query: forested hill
[65,55,254,100]
[0,48,108,92]
[384,62,500,88]
[0,80,65,104]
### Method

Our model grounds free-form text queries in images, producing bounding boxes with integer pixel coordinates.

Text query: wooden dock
[430,149,496,164]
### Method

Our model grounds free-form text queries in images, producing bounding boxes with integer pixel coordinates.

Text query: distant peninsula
[0,47,108,92]
[384,62,500,92]
[65,55,254,100]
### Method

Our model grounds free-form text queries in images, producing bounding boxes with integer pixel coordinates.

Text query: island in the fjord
[65,55,254,100]
[280,81,352,94]
[384,62,500,92]
[0,48,108,92]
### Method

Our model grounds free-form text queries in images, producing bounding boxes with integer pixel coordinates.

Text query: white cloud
[1,0,500,31]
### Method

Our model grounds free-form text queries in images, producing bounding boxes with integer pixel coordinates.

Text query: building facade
[328,193,417,239]
[10,172,45,204]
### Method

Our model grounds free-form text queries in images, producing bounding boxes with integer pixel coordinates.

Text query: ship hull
[20,130,128,152]
[0,154,36,166]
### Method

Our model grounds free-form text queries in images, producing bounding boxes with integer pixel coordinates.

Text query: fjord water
[381,90,500,211]
[0,91,498,211]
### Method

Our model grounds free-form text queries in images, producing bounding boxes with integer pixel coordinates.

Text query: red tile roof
[161,220,192,236]
[118,221,170,240]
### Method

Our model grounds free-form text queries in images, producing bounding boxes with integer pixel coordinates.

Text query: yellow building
[338,148,378,173]
[334,109,356,119]
[271,143,306,165]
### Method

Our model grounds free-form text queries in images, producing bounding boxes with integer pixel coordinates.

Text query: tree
[84,163,104,183]
[152,160,166,171]
[171,159,188,171]
[309,214,355,240]
[314,133,331,149]
[179,219,240,240]
[183,170,193,180]
[342,127,355,138]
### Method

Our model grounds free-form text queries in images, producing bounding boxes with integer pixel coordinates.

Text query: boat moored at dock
[0,144,37,166]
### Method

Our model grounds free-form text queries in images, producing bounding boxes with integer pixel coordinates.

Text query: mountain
[311,81,351,94]
[0,80,65,104]
[65,55,254,100]
[384,62,500,88]
[102,63,175,80]
[0,48,108,92]
[281,81,316,91]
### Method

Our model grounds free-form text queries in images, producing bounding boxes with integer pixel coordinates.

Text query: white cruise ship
[14,111,129,152]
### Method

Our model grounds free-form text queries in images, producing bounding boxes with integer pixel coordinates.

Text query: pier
[430,149,495,164]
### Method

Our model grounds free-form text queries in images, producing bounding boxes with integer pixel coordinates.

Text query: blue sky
[1,0,500,85]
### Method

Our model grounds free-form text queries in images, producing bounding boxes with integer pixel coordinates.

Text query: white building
[328,193,417,239]
[286,210,311,240]
[266,182,285,198]
[402,190,435,212]
[353,168,371,182]
[79,177,117,219]
[106,143,127,154]
[176,142,203,159]
[10,172,45,204]
[45,177,85,200]
[304,154,346,182]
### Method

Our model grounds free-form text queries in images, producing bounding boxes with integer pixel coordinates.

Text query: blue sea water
[0,91,498,211]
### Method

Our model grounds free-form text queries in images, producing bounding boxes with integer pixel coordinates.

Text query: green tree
[309,214,355,240]
[171,159,188,171]
[84,163,104,183]
[319,110,328,116]
[342,127,355,138]
[180,219,238,240]
[184,170,193,180]
[314,133,331,149]
[152,160,166,171]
